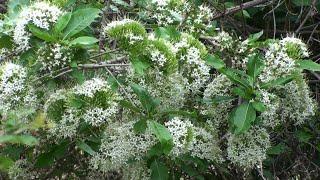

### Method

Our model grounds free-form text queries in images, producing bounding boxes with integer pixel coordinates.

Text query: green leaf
[63,8,101,39]
[28,24,55,42]
[69,97,85,109]
[76,140,95,155]
[160,110,197,118]
[130,83,160,113]
[119,100,140,113]
[296,129,313,143]
[261,75,295,89]
[35,152,55,168]
[134,119,148,134]
[248,30,264,42]
[220,68,251,89]
[0,34,13,49]
[205,54,225,70]
[0,156,14,171]
[71,69,85,84]
[252,101,266,112]
[247,54,264,82]
[267,143,288,155]
[230,102,256,134]
[54,12,72,33]
[150,160,169,180]
[154,26,180,40]
[297,60,320,72]
[70,36,99,46]
[232,87,252,100]
[131,59,150,75]
[0,135,38,146]
[148,121,173,155]
[292,0,311,6]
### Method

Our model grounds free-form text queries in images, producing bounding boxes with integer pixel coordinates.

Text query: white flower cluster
[149,1,214,33]
[0,48,9,61]
[73,78,110,98]
[175,35,211,92]
[259,41,296,83]
[201,74,233,128]
[0,63,36,114]
[46,78,119,138]
[259,36,309,83]
[48,108,80,139]
[104,19,135,32]
[212,31,234,50]
[281,36,310,58]
[165,117,221,162]
[90,121,156,172]
[8,159,39,180]
[83,104,118,127]
[185,47,211,91]
[227,127,270,168]
[13,2,62,51]
[37,43,72,72]
[280,79,316,125]
[258,89,281,128]
[126,67,187,111]
[187,4,214,34]
[121,161,151,180]
[124,32,144,44]
[151,50,167,67]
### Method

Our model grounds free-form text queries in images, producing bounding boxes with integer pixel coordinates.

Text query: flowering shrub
[0,0,320,179]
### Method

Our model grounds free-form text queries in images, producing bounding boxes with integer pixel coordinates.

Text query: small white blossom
[13,2,63,51]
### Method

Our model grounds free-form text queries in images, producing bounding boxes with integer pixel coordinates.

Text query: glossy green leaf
[260,75,295,89]
[130,83,160,113]
[205,54,225,70]
[248,30,264,42]
[297,60,320,72]
[134,119,148,134]
[252,101,266,112]
[28,24,55,42]
[230,102,256,134]
[0,135,38,146]
[247,54,264,82]
[119,100,140,113]
[63,8,101,39]
[76,140,95,155]
[150,160,169,180]
[70,36,99,46]
[148,120,173,154]
[131,59,150,75]
[54,12,72,33]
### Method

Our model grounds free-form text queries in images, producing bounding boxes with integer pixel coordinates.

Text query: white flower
[48,108,80,138]
[165,117,222,161]
[105,19,135,32]
[73,78,110,98]
[151,50,167,67]
[13,2,63,51]
[227,127,270,168]
[83,104,118,126]
[280,79,316,125]
[37,43,72,72]
[90,121,156,172]
[0,63,36,114]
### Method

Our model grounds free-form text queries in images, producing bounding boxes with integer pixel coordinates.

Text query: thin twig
[295,0,317,34]
[212,0,270,20]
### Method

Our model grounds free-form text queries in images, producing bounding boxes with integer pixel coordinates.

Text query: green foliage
[63,8,101,39]
[230,102,256,134]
